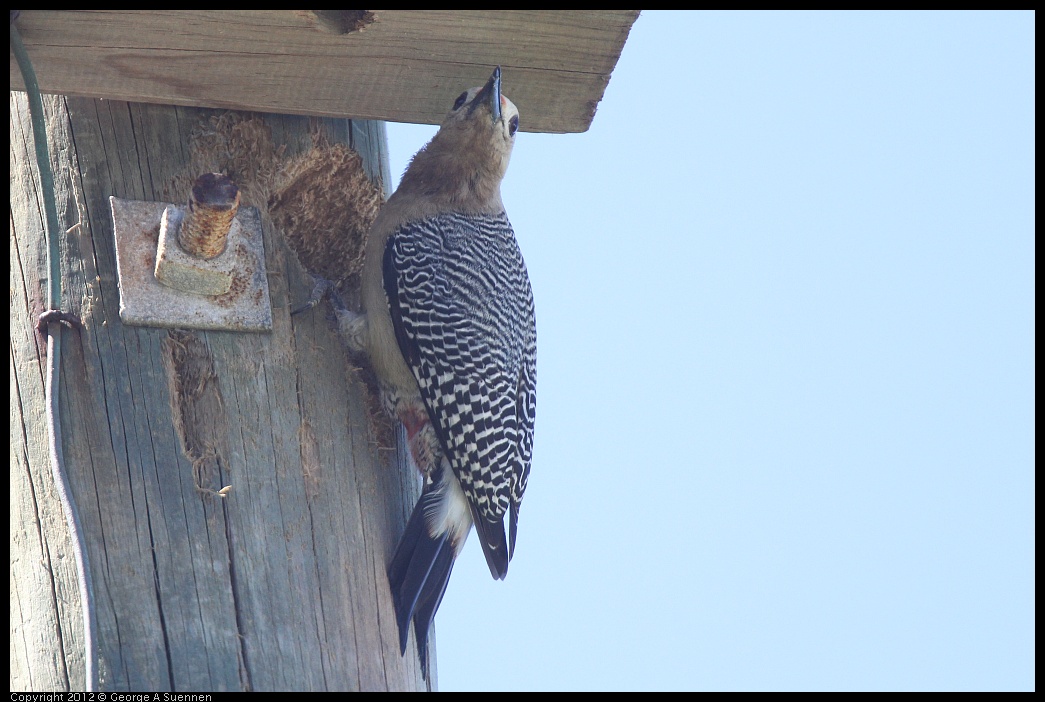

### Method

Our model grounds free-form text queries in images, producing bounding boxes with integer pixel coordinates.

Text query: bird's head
[400,67,520,210]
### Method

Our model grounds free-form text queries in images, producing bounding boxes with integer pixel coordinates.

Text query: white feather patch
[423,457,473,554]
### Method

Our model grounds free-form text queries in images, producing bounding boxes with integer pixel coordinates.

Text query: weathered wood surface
[10,92,432,691]
[9,10,640,134]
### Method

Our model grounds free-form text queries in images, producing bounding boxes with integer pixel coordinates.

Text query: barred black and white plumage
[384,210,536,575]
[334,66,535,679]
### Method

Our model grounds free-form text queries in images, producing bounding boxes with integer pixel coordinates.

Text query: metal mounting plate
[110,196,272,332]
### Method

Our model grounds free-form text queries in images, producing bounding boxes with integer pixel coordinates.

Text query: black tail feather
[412,543,455,679]
[509,501,519,561]
[388,488,456,676]
[471,507,510,580]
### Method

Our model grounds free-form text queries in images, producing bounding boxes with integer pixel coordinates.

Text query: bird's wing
[383,210,536,578]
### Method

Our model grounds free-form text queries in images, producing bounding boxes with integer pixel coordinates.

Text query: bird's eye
[453,92,469,110]
[508,115,519,137]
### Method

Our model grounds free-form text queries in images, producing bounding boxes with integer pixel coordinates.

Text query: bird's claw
[292,275,348,316]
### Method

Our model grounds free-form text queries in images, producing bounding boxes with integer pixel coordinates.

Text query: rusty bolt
[178,173,240,260]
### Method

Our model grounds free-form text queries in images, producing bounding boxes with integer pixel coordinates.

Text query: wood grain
[10,10,640,133]
[10,92,433,691]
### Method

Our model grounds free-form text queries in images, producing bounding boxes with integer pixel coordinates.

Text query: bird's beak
[470,66,502,122]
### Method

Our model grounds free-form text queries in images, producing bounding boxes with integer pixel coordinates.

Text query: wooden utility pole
[10,93,431,691]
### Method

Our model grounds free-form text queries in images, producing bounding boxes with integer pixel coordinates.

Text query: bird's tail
[388,484,457,680]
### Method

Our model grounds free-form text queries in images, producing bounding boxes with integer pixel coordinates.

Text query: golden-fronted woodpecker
[329,67,536,675]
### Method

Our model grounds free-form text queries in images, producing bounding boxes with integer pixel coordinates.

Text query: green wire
[10,20,61,310]
[11,18,97,692]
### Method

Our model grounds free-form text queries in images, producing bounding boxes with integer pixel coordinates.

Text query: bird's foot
[292,275,348,316]
[293,274,367,353]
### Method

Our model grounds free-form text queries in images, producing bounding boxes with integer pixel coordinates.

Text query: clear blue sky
[385,11,1034,691]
